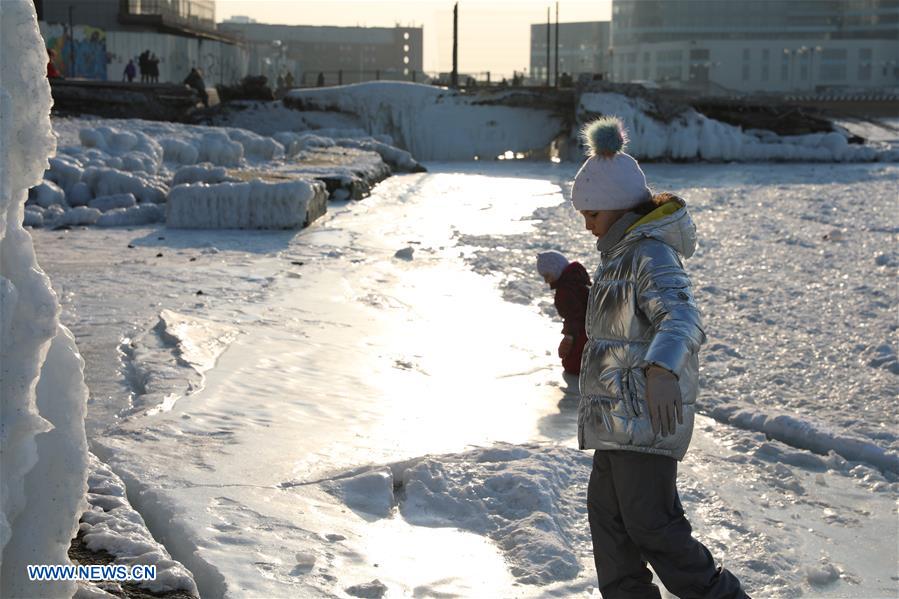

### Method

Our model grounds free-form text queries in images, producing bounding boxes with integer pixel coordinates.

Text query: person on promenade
[537,250,590,376]
[184,67,208,107]
[571,116,748,599]
[46,48,62,78]
[123,59,136,83]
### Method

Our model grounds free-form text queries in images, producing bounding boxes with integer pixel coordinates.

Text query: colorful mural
[40,23,108,80]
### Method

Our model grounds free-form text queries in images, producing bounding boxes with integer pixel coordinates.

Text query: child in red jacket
[537,251,590,375]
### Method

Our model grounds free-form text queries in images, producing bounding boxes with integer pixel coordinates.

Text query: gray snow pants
[587,450,748,599]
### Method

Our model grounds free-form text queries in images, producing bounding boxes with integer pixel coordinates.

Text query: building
[610,0,899,93]
[530,21,611,84]
[218,22,424,86]
[35,0,248,85]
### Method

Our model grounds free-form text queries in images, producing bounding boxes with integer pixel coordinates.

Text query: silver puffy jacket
[578,199,705,460]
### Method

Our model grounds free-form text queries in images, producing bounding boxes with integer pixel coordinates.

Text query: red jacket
[551,261,590,374]
[47,61,62,79]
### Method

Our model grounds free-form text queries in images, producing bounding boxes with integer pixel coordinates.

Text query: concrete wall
[105,31,248,85]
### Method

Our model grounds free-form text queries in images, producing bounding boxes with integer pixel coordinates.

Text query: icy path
[33,163,898,598]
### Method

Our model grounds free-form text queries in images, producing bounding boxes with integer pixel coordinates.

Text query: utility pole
[546,7,550,86]
[451,2,459,88]
[554,1,560,88]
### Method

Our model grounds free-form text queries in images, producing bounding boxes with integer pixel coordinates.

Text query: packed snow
[0,2,89,597]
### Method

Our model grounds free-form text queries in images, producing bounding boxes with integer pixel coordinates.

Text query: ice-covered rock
[67,181,93,206]
[79,126,163,175]
[0,2,90,595]
[172,164,231,186]
[159,137,200,165]
[96,203,165,227]
[166,179,327,229]
[198,132,243,166]
[44,155,84,192]
[88,193,137,212]
[54,206,102,228]
[22,209,43,228]
[28,180,66,208]
[227,129,284,161]
[81,166,167,204]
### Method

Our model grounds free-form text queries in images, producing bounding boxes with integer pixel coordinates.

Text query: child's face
[580,209,628,238]
[542,273,556,285]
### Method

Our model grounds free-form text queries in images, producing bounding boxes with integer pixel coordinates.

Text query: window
[657,49,682,81]
[858,48,872,81]
[820,48,847,81]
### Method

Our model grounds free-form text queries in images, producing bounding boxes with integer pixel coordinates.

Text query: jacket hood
[551,261,590,289]
[619,196,697,259]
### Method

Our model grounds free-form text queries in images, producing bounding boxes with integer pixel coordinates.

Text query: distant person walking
[571,116,748,599]
[184,67,208,107]
[148,53,160,83]
[138,50,149,83]
[123,59,136,83]
[284,70,294,89]
[316,71,325,87]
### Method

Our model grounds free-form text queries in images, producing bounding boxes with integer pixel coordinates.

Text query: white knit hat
[536,251,569,281]
[571,117,650,211]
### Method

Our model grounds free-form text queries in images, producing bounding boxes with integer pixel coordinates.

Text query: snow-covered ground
[34,160,898,598]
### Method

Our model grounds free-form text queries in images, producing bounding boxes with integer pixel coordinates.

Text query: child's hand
[558,335,574,358]
[645,365,683,437]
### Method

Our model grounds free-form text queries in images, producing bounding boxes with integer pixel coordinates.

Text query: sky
[215,1,613,78]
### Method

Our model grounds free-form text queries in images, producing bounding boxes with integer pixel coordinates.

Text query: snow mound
[287,82,564,161]
[391,444,591,585]
[325,469,395,518]
[579,92,894,162]
[167,179,326,229]
[80,454,198,595]
[0,2,89,595]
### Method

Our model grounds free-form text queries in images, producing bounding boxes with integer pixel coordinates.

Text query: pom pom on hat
[536,251,570,281]
[571,116,650,211]
[580,116,628,158]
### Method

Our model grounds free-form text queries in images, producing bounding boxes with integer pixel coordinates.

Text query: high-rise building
[530,21,611,84]
[218,22,424,86]
[610,0,899,93]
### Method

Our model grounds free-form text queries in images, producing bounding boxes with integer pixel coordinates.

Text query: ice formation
[167,179,328,229]
[578,92,896,162]
[0,1,89,596]
[287,82,566,161]
[80,454,198,594]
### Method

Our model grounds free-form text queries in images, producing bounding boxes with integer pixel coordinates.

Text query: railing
[296,70,549,89]
[122,0,216,31]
